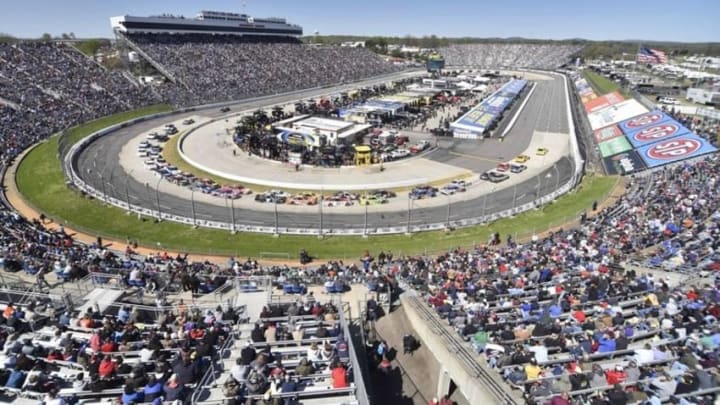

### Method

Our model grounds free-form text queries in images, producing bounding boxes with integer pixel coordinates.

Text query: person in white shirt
[129,268,141,282]
[139,346,154,363]
[634,343,655,365]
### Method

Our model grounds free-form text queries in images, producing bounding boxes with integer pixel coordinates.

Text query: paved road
[75,71,575,231]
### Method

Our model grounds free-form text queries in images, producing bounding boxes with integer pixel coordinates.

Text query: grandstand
[440,44,583,69]
[3,5,720,405]
[118,32,402,106]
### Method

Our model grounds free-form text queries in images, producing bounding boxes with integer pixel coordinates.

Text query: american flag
[636,47,667,64]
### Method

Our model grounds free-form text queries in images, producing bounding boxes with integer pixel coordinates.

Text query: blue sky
[0,0,718,42]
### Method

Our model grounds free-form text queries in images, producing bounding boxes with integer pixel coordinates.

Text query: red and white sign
[633,123,681,142]
[626,112,664,129]
[645,138,701,160]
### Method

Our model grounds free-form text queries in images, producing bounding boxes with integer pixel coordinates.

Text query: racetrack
[73,70,575,233]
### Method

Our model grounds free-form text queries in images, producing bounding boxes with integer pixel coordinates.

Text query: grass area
[582,70,629,98]
[163,133,262,190]
[16,104,620,260]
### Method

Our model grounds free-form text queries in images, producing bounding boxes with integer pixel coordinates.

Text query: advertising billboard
[593,125,624,144]
[598,136,633,158]
[584,91,625,114]
[618,110,671,134]
[625,119,691,148]
[602,150,647,175]
[637,133,718,168]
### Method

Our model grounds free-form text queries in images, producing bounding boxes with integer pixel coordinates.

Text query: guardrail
[62,70,584,236]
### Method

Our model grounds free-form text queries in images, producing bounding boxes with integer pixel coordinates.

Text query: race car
[514,154,530,163]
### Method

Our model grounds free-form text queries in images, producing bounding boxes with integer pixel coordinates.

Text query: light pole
[229,197,236,234]
[406,194,413,235]
[553,164,561,191]
[318,188,323,238]
[274,199,279,236]
[446,194,451,228]
[190,188,197,228]
[155,176,163,221]
[512,184,518,211]
[363,199,368,237]
[98,172,108,204]
[124,170,133,214]
[481,192,488,220]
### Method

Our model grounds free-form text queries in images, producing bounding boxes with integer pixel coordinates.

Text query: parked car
[391,149,410,159]
[410,185,438,199]
[515,154,530,163]
[440,184,466,195]
[488,172,510,183]
[395,135,410,146]
[410,140,430,153]
[360,194,388,205]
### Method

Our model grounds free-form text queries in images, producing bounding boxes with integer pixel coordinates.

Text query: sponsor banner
[618,110,671,134]
[637,133,719,168]
[581,93,598,104]
[578,87,595,97]
[599,136,633,158]
[593,125,624,144]
[625,119,691,148]
[603,150,647,175]
[502,79,527,95]
[588,99,648,130]
[584,91,625,113]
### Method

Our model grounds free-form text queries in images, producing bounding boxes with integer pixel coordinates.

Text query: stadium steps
[117,32,185,86]
[373,305,446,405]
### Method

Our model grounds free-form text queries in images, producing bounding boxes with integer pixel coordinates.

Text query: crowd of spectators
[373,155,720,404]
[440,44,583,70]
[127,33,402,106]
[0,42,160,165]
[0,287,241,404]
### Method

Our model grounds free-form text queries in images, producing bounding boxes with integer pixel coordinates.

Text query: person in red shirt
[100,338,116,353]
[189,327,205,340]
[605,365,627,385]
[331,363,348,388]
[98,355,116,378]
[89,331,101,352]
[572,308,586,323]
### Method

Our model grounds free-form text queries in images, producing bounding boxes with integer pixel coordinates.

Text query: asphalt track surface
[75,71,574,231]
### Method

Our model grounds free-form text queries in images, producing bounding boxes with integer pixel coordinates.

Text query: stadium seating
[125,33,402,106]
[440,43,583,70]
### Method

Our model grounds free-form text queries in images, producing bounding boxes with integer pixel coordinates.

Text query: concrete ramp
[373,306,449,405]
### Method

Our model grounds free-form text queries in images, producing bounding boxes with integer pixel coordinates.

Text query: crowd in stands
[440,44,582,70]
[0,42,160,165]
[127,33,402,107]
[0,289,246,404]
[374,155,720,403]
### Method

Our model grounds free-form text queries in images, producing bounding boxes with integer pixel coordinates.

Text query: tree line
[304,35,720,57]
